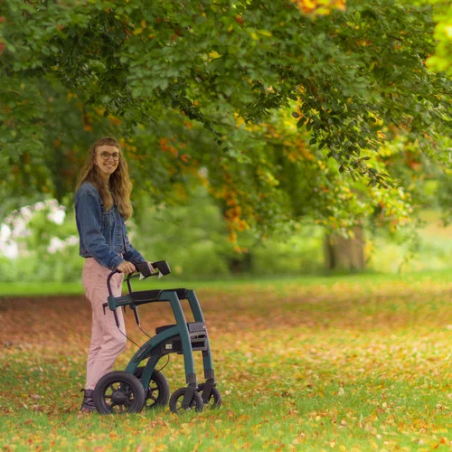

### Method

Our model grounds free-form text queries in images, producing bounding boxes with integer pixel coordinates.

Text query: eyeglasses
[99,151,120,161]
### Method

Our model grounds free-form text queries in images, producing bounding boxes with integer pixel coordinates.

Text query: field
[2,272,452,451]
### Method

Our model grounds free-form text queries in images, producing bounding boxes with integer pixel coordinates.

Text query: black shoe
[80,389,96,413]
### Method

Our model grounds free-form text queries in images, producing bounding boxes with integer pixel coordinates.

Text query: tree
[425,0,452,75]
[1,0,451,243]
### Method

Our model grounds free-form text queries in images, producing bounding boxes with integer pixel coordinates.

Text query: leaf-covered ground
[2,275,452,451]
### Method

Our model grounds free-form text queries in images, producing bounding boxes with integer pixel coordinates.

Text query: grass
[2,271,452,451]
[3,267,452,296]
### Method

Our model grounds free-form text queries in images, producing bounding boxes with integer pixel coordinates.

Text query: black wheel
[169,387,204,414]
[134,366,170,409]
[198,383,222,408]
[93,371,146,414]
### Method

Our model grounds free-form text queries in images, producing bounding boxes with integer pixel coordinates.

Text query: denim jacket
[75,182,145,271]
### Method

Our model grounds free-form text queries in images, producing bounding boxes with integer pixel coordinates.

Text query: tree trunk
[227,251,253,275]
[324,227,365,271]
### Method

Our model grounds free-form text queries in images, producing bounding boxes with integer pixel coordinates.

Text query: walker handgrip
[152,261,171,276]
[134,261,171,278]
[135,261,152,278]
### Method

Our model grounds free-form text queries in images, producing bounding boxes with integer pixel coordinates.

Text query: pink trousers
[82,258,126,390]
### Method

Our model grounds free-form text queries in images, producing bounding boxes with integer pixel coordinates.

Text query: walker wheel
[169,387,204,414]
[198,384,222,408]
[134,367,170,408]
[93,371,146,414]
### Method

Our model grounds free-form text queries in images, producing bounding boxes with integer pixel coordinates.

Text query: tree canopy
[1,0,451,238]
[425,0,452,75]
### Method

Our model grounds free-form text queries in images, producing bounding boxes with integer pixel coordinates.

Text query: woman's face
[95,145,120,180]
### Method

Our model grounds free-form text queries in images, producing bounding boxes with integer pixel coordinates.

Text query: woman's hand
[117,260,137,274]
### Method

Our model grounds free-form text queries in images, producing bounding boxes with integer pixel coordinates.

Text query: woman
[75,137,150,412]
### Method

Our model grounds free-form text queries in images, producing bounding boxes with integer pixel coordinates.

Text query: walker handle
[107,261,172,297]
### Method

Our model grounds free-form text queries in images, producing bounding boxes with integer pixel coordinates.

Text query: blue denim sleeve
[122,221,146,265]
[75,189,124,271]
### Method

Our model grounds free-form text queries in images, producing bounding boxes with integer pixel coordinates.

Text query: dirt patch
[0,294,183,347]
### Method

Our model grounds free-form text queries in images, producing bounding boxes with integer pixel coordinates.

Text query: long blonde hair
[76,137,133,219]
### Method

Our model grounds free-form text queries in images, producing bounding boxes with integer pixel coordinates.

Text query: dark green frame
[106,288,215,392]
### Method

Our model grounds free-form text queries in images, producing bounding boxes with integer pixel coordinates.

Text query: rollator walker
[93,261,221,414]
